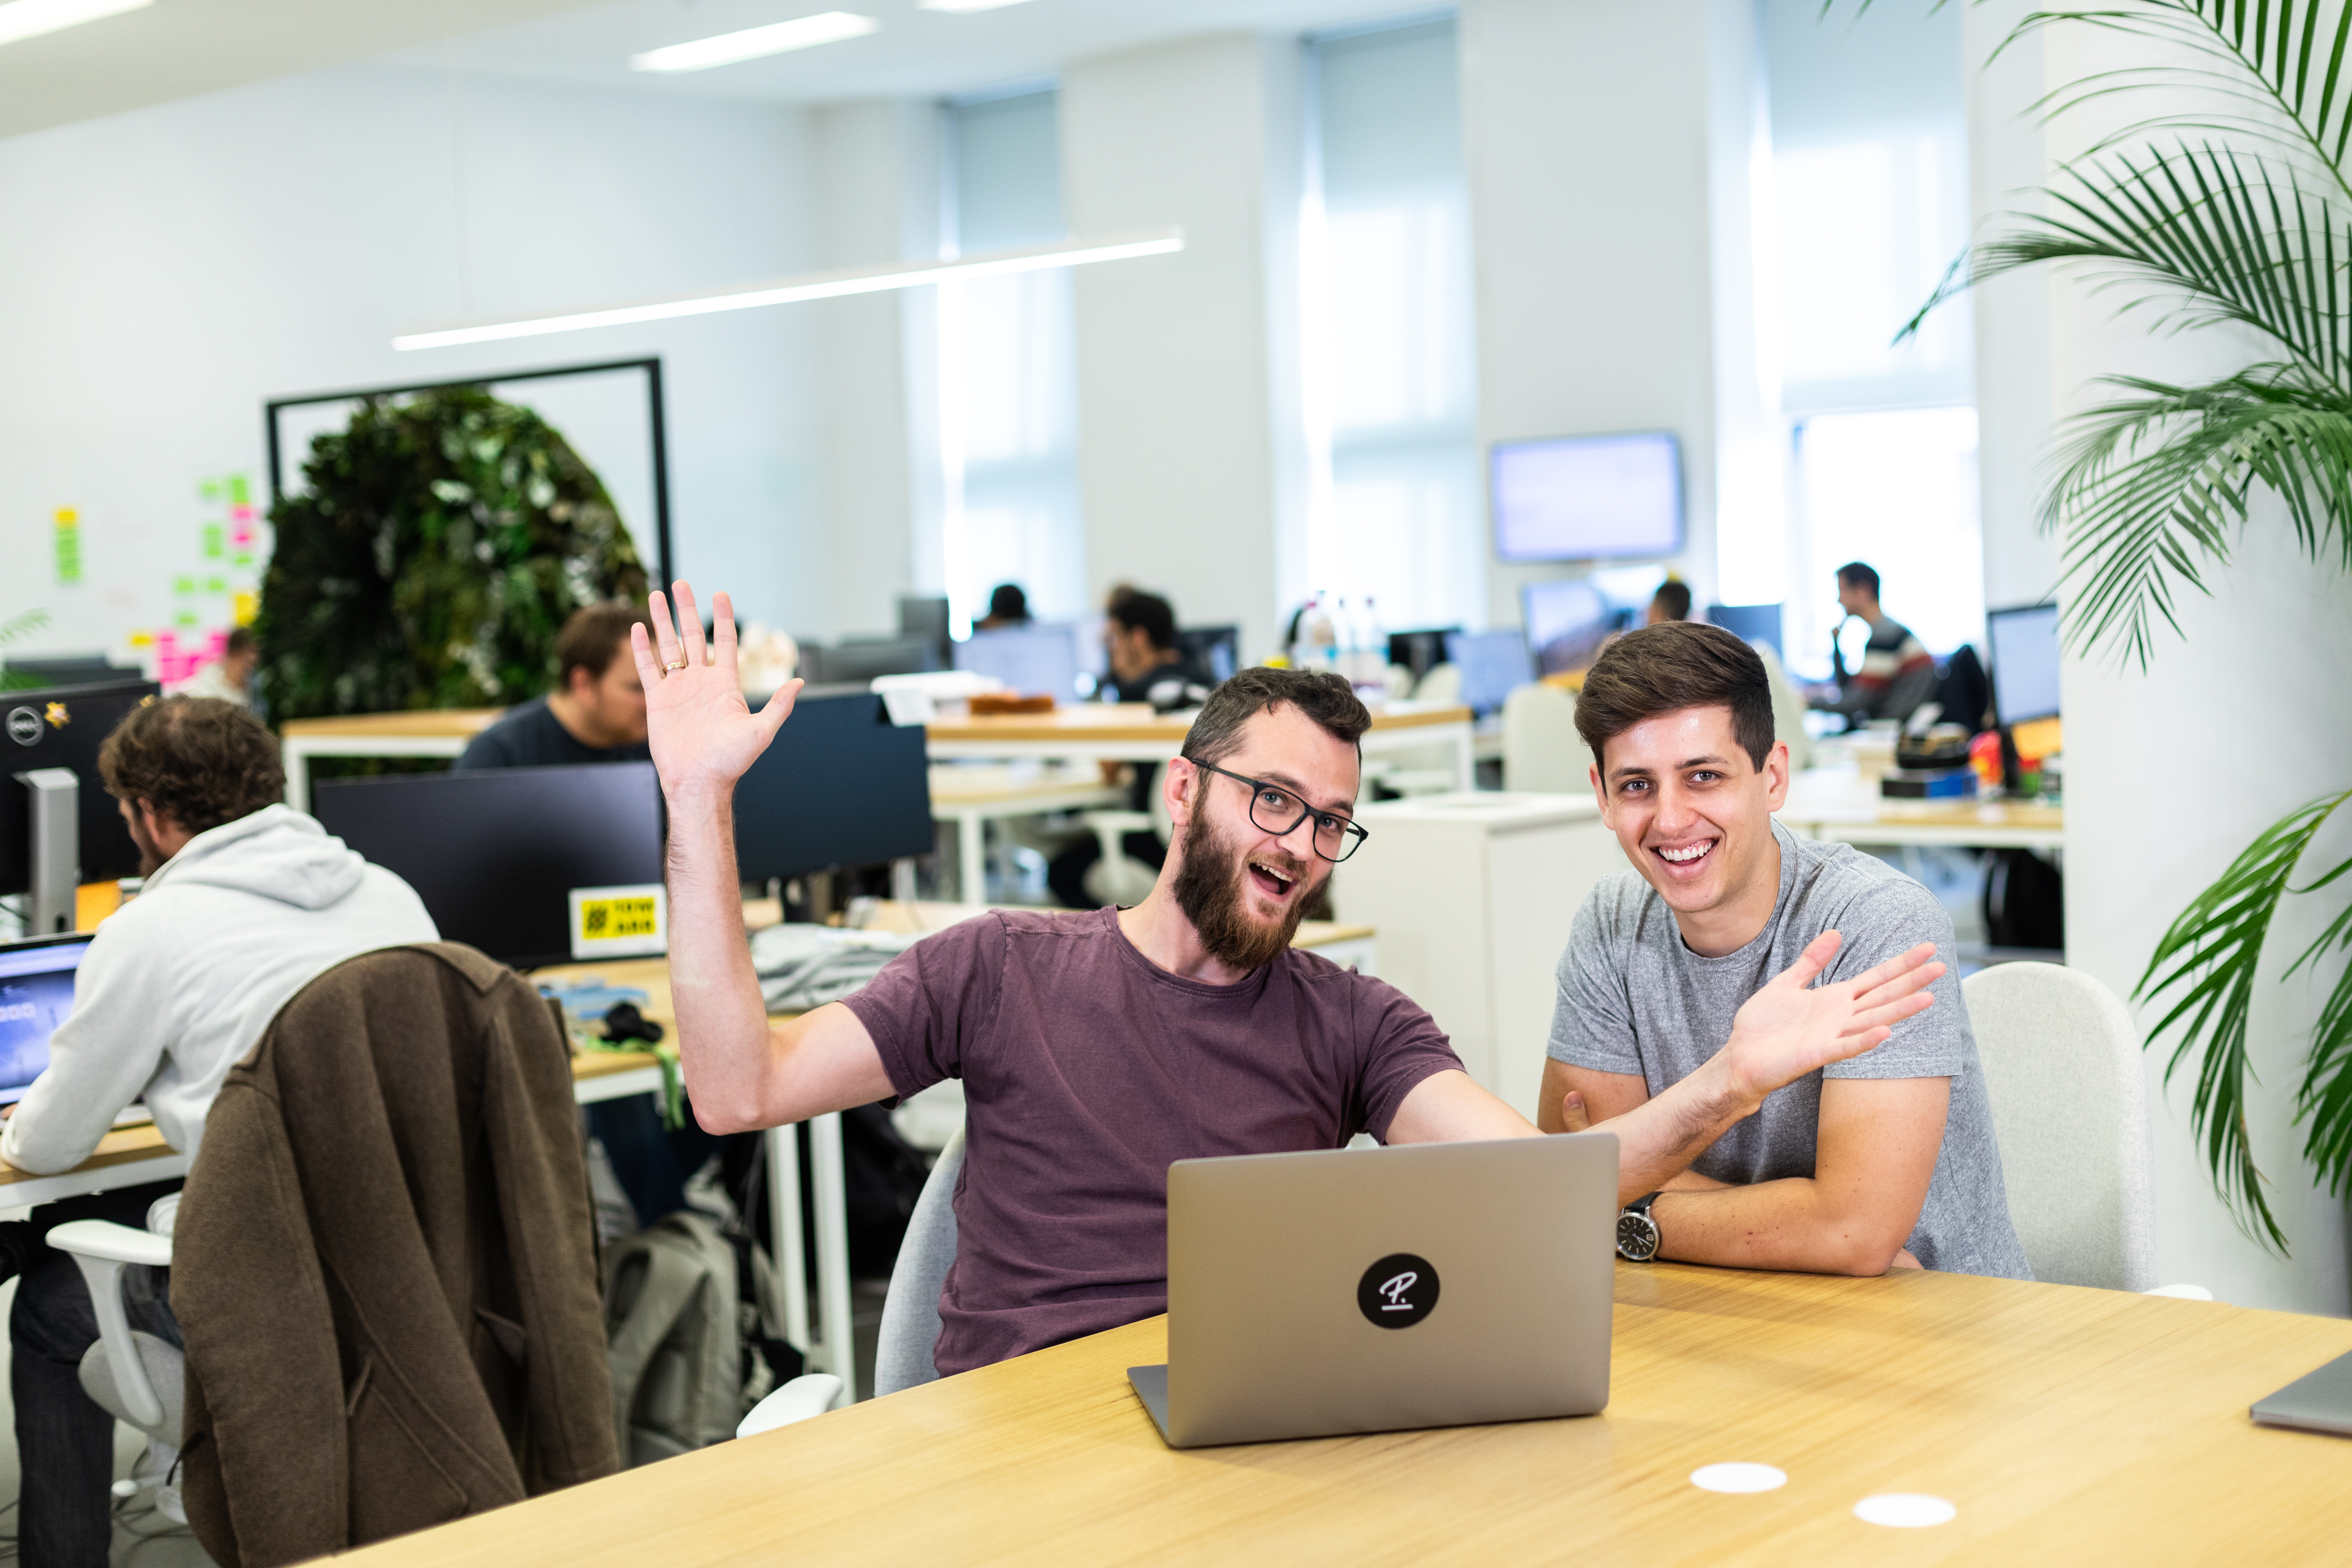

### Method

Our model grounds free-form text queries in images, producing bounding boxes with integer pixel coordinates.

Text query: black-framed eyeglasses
[1194,762,1371,864]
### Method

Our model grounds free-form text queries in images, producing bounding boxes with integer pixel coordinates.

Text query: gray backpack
[602,1211,742,1465]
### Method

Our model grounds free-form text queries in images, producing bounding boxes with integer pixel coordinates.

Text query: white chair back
[1752,640,1812,772]
[874,1124,965,1395]
[1412,662,1463,707]
[1501,682,1583,794]
[1961,962,2156,1291]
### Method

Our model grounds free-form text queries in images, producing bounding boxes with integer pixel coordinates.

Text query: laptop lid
[1136,1131,1618,1448]
[2252,1348,2352,1437]
[0,932,95,1105]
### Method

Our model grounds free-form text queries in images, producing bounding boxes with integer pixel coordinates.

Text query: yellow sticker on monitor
[568,884,667,960]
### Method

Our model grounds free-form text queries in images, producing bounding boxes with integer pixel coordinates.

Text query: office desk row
[340,1260,2352,1564]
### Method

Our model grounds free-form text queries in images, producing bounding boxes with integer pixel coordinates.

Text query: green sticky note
[175,576,196,595]
[176,611,198,628]
[231,553,252,568]
[226,475,249,505]
[199,480,222,503]
[204,576,226,594]
[201,524,224,558]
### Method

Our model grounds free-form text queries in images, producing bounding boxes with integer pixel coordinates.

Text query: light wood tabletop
[334,1260,2352,1565]
[925,700,1472,745]
[277,709,502,740]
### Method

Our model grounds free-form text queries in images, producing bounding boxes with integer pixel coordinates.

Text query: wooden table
[927,701,1477,790]
[1781,765,2064,852]
[340,1261,2352,1565]
[278,708,499,808]
[926,764,1128,903]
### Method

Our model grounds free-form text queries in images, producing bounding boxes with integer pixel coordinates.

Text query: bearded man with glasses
[639,583,1946,1376]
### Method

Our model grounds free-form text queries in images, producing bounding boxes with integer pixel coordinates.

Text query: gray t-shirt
[1546,820,2029,1278]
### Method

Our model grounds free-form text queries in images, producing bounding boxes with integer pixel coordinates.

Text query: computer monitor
[1490,431,1683,563]
[1522,580,1627,676]
[1444,630,1534,716]
[733,691,934,881]
[898,597,953,669]
[1706,603,1784,660]
[1176,626,1240,685]
[1988,603,2062,726]
[2,657,135,690]
[804,637,939,686]
[312,762,665,969]
[0,679,162,898]
[0,932,93,1105]
[954,625,1084,700]
[1387,629,1461,686]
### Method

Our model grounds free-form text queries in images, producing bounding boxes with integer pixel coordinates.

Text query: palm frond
[0,609,51,692]
[2287,847,2352,1190]
[2137,789,2352,1251]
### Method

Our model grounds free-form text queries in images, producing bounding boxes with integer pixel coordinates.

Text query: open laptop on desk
[1129,1131,1618,1448]
[0,932,95,1108]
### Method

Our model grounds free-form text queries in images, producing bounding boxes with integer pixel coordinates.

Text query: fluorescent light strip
[0,0,150,49]
[393,229,1183,351]
[917,0,1039,10]
[630,11,876,72]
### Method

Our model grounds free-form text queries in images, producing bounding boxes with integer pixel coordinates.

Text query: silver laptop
[1128,1130,1618,1448]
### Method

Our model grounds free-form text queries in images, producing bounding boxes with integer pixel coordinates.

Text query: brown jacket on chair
[170,943,620,1567]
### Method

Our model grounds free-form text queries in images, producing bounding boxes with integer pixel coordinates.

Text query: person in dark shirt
[633,580,1939,1375]
[1647,581,1693,626]
[1813,562,1938,725]
[976,583,1032,632]
[455,601,653,770]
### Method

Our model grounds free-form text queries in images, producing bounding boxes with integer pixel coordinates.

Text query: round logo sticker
[5,707,40,748]
[1356,1252,1440,1329]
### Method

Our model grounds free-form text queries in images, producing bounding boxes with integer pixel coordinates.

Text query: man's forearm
[663,784,776,1128]
[1597,1056,1758,1203]
[1650,1178,1908,1275]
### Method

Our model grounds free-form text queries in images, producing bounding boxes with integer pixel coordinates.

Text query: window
[936,89,1084,636]
[1300,19,1483,639]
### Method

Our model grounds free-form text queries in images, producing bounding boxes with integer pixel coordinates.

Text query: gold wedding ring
[663,657,689,672]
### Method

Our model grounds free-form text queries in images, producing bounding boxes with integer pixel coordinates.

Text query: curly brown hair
[97,698,285,835]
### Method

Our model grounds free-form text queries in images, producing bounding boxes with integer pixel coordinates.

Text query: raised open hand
[1717,932,1942,1108]
[631,582,802,805]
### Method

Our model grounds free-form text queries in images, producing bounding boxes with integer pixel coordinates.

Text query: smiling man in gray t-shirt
[1540,622,2028,1280]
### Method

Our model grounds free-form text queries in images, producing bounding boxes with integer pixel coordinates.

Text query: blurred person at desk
[454,600,652,768]
[173,627,256,706]
[0,697,435,1568]
[976,583,1032,631]
[635,582,1944,1377]
[1542,623,2028,1280]
[1809,561,1938,726]
[1646,581,1692,626]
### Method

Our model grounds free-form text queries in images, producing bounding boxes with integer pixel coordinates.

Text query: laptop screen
[0,934,93,1105]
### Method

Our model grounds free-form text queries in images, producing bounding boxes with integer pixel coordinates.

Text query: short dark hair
[1573,622,1775,772]
[1180,666,1370,771]
[1836,561,1881,599]
[224,627,256,658]
[987,584,1029,622]
[1651,582,1693,622]
[97,697,284,835]
[557,600,652,686]
[1108,592,1178,652]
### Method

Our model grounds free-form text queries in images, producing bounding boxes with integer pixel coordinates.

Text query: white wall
[0,62,825,666]
[1061,32,1306,662]
[1967,7,2352,1311]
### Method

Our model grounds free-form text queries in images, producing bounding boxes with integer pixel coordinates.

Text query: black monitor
[3,657,136,691]
[1705,603,1784,660]
[1987,603,2062,726]
[311,762,665,969]
[734,691,933,882]
[1176,626,1240,685]
[1387,629,1461,686]
[804,637,939,685]
[898,597,953,669]
[0,679,162,897]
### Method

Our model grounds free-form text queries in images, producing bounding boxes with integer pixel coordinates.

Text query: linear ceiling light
[917,0,1040,11]
[0,0,150,49]
[393,229,1183,351]
[630,10,876,72]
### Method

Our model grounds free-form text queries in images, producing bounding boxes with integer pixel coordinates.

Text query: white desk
[1779,765,2064,852]
[925,765,1127,903]
[926,701,1476,790]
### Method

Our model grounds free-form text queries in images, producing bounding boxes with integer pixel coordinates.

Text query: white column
[1967,7,2352,1309]
[811,101,940,641]
[1460,0,1766,625]
[1060,34,1305,663]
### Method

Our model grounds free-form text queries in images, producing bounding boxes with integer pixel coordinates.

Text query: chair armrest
[48,1220,173,1269]
[735,1373,845,1439]
[1077,810,1155,864]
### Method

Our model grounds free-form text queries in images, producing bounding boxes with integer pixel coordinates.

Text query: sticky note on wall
[53,509,80,584]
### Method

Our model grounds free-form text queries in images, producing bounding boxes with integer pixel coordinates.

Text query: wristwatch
[1616,1192,1663,1262]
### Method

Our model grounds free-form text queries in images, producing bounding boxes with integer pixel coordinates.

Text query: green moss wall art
[255,385,650,721]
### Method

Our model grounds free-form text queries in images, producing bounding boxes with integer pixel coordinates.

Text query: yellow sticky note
[232,591,258,626]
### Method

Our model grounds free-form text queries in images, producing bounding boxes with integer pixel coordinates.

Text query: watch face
[1616,1209,1661,1262]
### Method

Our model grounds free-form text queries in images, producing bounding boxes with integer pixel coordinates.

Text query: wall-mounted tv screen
[1490,431,1682,563]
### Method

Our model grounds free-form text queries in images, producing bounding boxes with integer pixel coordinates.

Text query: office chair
[1077,763,1171,907]
[1412,663,1464,708]
[48,1198,184,1520]
[1501,682,1583,793]
[1962,962,2208,1298]
[1752,640,1813,772]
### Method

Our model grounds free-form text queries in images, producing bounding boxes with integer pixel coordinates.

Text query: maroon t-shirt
[843,907,1464,1375]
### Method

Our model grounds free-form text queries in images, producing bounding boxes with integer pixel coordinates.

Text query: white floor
[0,1274,216,1567]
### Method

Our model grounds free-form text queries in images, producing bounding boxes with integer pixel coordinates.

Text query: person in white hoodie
[3,696,435,1568]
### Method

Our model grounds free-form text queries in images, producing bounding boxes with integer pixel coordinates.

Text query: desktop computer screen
[1988,603,2062,726]
[1444,631,1534,716]
[806,637,939,686]
[1176,626,1240,685]
[1705,603,1784,660]
[1491,431,1683,563]
[733,690,934,882]
[1522,580,1627,676]
[0,933,92,1105]
[953,625,1083,700]
[898,597,953,670]
[0,678,163,898]
[312,762,665,969]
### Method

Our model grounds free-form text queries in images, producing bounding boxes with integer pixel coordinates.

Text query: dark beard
[124,811,166,878]
[1169,806,1314,973]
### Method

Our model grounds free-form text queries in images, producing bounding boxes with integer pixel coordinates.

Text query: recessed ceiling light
[0,0,151,50]
[630,11,878,73]
[917,0,1040,11]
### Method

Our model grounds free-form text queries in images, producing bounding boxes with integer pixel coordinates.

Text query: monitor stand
[14,767,79,936]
